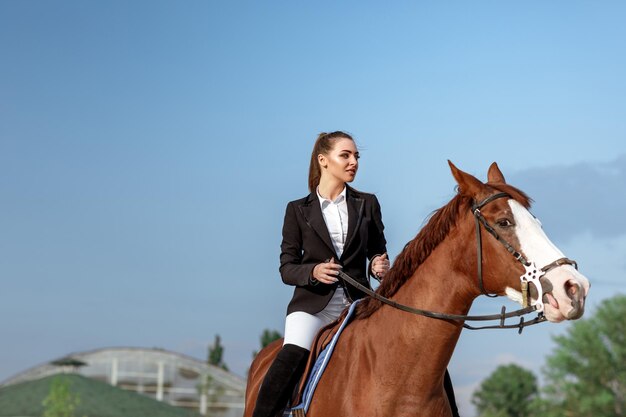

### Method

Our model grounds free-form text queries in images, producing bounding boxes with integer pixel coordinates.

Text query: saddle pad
[285,299,362,417]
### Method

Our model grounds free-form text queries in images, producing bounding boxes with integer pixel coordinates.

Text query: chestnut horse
[245,162,590,417]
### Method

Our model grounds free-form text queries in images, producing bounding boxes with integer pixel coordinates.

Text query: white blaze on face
[509,200,565,268]
[505,200,590,322]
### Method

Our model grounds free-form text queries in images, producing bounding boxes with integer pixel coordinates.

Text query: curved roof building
[1,347,246,417]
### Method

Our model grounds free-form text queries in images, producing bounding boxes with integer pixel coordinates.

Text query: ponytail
[308,131,354,192]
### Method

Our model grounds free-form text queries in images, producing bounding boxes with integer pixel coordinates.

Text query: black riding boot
[252,344,310,417]
[444,369,460,417]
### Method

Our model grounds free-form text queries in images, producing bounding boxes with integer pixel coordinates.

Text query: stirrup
[292,409,306,417]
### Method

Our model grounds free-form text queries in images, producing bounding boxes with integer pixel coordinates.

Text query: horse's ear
[487,162,506,184]
[448,160,484,197]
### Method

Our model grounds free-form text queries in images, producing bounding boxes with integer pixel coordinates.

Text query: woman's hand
[371,253,390,279]
[311,258,342,285]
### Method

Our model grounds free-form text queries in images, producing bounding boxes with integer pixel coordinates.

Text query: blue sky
[1,1,625,415]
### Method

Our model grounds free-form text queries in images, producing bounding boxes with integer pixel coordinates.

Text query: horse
[244,161,591,417]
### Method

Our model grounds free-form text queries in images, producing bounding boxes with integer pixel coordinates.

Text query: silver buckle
[520,262,545,313]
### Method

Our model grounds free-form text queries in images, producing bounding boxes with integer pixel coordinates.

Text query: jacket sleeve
[279,202,316,287]
[367,195,388,272]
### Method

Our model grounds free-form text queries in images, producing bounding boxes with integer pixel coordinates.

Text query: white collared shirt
[317,187,349,258]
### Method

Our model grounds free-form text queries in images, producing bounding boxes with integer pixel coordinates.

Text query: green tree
[472,364,538,417]
[539,294,626,417]
[260,329,282,348]
[208,334,229,371]
[253,329,282,357]
[42,376,81,417]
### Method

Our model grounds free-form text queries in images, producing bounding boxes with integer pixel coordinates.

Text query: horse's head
[449,161,590,323]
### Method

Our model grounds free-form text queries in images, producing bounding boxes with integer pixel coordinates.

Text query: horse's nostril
[565,280,579,298]
[569,284,577,296]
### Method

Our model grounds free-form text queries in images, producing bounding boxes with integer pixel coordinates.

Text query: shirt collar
[317,186,347,207]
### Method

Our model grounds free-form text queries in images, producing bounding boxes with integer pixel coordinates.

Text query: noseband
[472,192,578,312]
[338,192,579,333]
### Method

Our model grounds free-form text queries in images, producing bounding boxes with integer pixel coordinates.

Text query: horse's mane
[354,183,531,320]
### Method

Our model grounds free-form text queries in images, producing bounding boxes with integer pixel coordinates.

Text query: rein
[341,192,578,334]
[339,270,542,333]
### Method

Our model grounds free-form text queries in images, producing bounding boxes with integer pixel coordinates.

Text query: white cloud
[455,381,480,417]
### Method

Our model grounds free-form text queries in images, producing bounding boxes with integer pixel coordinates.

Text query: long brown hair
[308,131,354,193]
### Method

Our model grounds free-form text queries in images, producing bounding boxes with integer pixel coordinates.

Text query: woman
[252,131,390,417]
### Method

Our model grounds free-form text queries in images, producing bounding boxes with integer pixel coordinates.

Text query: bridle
[338,191,579,333]
[472,192,578,311]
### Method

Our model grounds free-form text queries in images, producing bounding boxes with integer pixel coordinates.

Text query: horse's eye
[497,219,513,228]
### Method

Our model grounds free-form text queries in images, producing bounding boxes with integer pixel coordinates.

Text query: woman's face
[319,138,359,184]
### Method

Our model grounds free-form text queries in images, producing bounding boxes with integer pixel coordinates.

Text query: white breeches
[283,287,350,351]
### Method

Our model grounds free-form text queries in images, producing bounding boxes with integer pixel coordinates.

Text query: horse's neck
[395,239,476,317]
[368,238,476,386]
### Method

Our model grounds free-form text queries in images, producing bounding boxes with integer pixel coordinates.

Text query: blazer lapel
[299,194,337,257]
[344,188,364,258]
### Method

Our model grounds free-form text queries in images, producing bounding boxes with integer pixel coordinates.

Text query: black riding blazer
[280,186,387,315]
